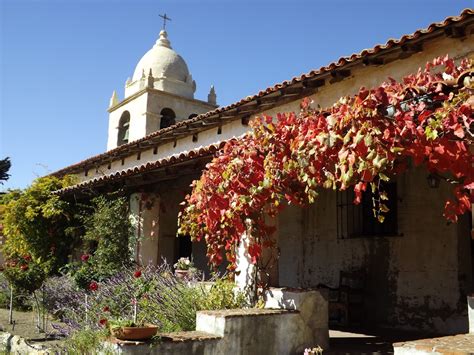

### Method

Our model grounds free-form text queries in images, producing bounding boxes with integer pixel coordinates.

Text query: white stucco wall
[107,89,216,151]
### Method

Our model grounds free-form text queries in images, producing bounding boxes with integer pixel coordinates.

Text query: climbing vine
[178,56,474,269]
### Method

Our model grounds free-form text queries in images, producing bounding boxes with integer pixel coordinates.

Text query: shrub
[1,176,80,293]
[82,195,133,278]
[63,328,109,355]
[0,272,32,311]
[63,194,134,292]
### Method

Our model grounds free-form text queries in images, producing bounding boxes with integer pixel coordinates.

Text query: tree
[2,175,80,291]
[0,157,11,184]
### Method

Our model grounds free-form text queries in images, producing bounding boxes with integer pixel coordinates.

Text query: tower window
[117,111,130,146]
[188,113,198,120]
[160,108,176,129]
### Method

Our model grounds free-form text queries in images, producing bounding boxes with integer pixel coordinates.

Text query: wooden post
[85,294,88,325]
[8,286,13,325]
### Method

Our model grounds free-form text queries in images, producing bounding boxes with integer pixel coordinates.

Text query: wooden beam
[329,69,351,83]
[401,42,423,54]
[362,56,384,66]
[302,78,325,88]
[444,25,466,38]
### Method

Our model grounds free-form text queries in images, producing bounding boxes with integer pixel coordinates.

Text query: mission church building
[53,10,474,334]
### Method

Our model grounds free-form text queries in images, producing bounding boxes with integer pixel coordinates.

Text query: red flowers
[89,281,99,291]
[81,254,90,262]
[99,318,108,326]
[134,270,142,278]
[20,264,28,271]
[103,306,110,312]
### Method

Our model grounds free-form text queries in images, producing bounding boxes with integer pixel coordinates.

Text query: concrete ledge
[104,288,329,354]
[198,308,297,317]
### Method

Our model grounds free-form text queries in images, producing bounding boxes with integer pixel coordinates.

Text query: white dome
[132,30,190,83]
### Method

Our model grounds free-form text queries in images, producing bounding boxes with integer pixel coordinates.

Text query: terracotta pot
[111,324,158,341]
[175,269,191,280]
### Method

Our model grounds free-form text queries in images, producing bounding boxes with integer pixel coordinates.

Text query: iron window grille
[337,182,398,239]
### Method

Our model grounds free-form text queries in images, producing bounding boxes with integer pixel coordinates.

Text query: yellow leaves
[379,204,390,213]
[378,173,390,182]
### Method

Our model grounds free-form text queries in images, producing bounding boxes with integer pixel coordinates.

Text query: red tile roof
[52,8,474,178]
[56,141,227,194]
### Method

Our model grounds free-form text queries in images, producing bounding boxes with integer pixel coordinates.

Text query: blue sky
[0,0,472,190]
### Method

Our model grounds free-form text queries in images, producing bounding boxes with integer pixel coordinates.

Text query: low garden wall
[0,331,57,354]
[104,287,328,355]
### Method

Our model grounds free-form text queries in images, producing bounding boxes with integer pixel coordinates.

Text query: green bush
[63,328,109,355]
[1,176,80,293]
[198,278,247,311]
[2,260,46,293]
[83,195,133,273]
[0,273,32,311]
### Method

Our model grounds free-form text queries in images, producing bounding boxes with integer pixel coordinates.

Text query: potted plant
[173,257,196,279]
[109,318,158,341]
[108,269,159,341]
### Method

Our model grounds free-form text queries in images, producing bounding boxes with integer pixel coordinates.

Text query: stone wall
[275,168,472,334]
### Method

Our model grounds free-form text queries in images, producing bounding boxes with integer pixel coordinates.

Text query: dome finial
[156,30,172,49]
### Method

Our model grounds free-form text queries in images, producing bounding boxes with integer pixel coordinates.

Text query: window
[160,108,176,129]
[337,182,398,239]
[188,113,198,120]
[117,111,130,146]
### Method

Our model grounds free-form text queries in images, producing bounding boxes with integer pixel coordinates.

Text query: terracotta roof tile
[56,141,227,194]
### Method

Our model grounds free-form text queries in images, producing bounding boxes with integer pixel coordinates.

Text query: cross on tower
[159,13,172,30]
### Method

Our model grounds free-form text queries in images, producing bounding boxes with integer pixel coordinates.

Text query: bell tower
[106,29,218,151]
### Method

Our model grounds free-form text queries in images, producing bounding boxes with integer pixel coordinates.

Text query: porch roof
[55,141,227,195]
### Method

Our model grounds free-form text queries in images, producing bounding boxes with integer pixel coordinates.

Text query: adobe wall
[276,167,472,334]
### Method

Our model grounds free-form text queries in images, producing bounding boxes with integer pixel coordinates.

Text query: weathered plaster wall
[275,168,472,334]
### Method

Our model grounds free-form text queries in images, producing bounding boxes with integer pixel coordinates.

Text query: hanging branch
[178,55,474,270]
